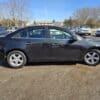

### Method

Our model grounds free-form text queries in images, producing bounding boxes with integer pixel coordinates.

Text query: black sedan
[0,25,100,68]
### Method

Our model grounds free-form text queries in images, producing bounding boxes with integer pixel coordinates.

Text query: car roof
[14,25,66,32]
[23,25,63,28]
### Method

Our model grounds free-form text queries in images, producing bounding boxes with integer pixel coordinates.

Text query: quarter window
[12,30,28,38]
[28,29,46,38]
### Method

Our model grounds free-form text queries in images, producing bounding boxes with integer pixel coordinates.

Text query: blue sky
[29,0,100,21]
[0,0,100,21]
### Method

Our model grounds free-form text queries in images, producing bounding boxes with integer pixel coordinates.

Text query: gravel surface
[0,62,100,100]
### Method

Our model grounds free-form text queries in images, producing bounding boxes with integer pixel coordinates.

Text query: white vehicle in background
[7,27,21,33]
[76,27,91,36]
[95,29,100,37]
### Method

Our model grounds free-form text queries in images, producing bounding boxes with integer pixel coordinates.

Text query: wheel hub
[9,53,23,67]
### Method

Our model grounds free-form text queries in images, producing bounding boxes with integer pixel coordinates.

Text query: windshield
[76,34,83,40]
[70,31,83,41]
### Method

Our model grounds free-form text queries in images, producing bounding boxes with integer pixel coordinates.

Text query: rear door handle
[52,43,60,46]
[25,42,32,45]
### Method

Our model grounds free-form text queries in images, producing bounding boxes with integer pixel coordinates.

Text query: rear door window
[27,27,47,38]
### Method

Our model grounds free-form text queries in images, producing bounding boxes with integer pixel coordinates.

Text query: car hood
[88,40,100,47]
[73,36,100,49]
[86,37,100,42]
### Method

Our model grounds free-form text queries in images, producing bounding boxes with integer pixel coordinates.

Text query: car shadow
[27,61,78,67]
[0,60,8,68]
[0,60,84,69]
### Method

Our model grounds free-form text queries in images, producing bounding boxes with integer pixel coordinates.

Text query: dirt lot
[0,62,100,100]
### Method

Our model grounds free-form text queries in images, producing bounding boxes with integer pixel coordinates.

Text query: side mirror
[68,36,77,43]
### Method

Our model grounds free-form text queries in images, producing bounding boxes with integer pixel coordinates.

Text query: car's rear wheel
[84,49,100,66]
[7,50,27,68]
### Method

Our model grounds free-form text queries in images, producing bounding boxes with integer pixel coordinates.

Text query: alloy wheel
[7,50,27,68]
[84,51,100,65]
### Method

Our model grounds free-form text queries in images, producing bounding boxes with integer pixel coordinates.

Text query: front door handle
[43,43,51,48]
[51,43,61,47]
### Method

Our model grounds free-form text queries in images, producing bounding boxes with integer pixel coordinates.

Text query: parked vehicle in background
[66,27,76,33]
[0,26,100,68]
[7,26,21,32]
[0,27,8,36]
[0,27,7,33]
[76,27,91,36]
[95,29,100,37]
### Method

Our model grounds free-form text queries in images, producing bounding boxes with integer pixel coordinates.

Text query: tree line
[63,7,100,28]
[0,1,99,28]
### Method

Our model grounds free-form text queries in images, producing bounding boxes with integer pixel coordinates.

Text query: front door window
[49,29,72,40]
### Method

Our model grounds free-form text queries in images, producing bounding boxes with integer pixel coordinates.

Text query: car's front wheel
[7,50,27,68]
[84,49,100,66]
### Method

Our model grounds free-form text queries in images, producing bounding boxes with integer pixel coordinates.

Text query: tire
[84,49,100,66]
[7,50,27,68]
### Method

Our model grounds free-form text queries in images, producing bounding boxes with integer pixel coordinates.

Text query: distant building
[33,21,63,26]
[26,21,33,26]
[53,22,63,26]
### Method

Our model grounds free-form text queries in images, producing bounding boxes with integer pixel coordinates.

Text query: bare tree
[73,7,100,26]
[73,8,90,25]
[7,0,31,26]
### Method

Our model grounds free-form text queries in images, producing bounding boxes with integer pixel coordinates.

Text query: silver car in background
[76,27,91,36]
